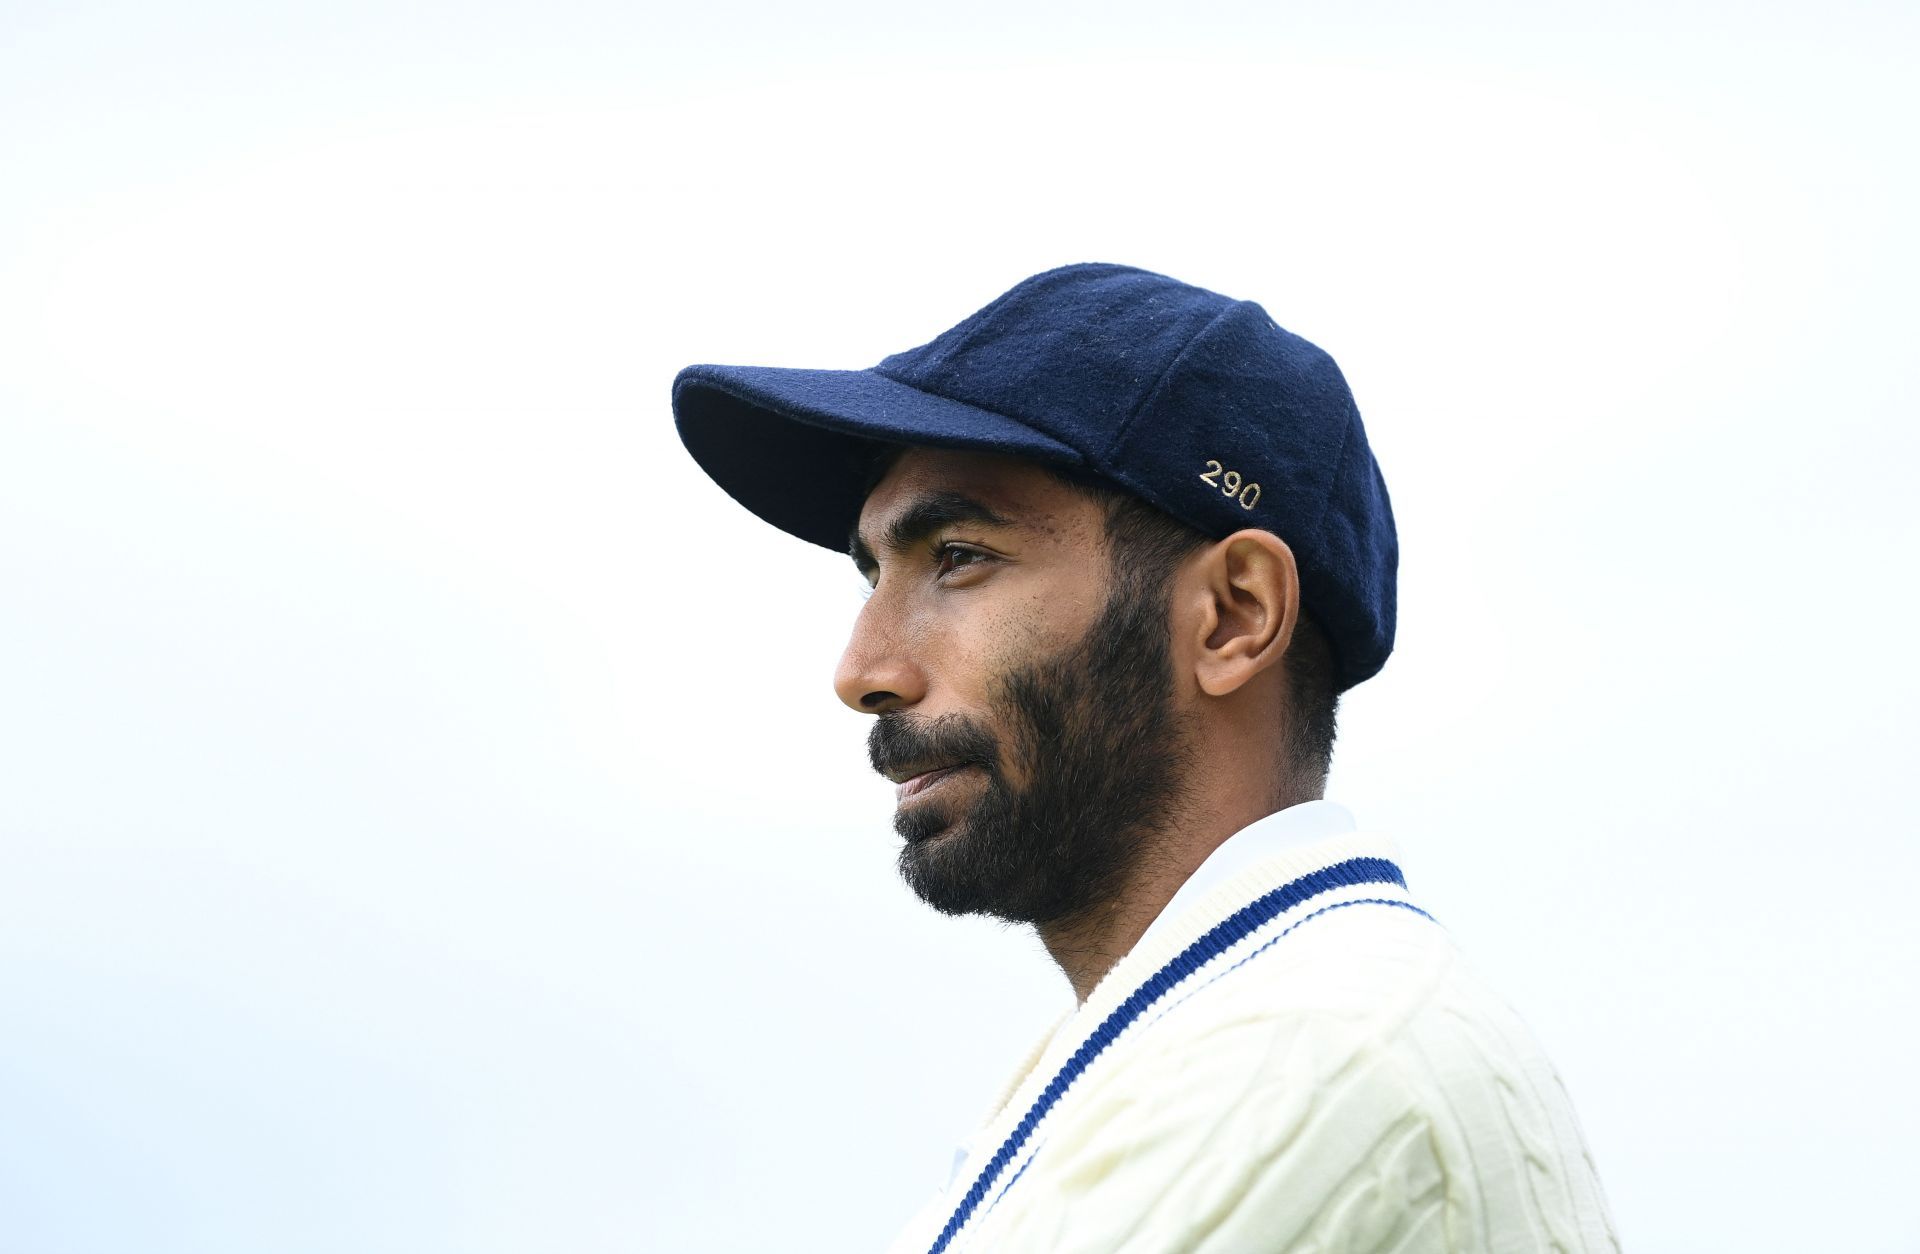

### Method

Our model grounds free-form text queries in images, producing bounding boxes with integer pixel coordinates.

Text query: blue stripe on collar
[926,856,1413,1254]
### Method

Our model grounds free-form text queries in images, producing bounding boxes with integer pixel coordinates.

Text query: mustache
[868,711,1001,780]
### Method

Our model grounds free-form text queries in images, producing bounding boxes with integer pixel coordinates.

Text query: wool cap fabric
[671,262,1397,690]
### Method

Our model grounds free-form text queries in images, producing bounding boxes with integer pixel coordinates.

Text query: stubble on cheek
[962,598,1086,795]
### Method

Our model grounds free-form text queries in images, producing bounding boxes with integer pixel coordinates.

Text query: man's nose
[833,601,927,714]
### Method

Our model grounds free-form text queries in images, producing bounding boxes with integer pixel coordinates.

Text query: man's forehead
[856,447,1066,534]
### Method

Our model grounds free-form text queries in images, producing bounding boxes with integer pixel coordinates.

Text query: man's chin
[893,809,997,915]
[894,802,966,851]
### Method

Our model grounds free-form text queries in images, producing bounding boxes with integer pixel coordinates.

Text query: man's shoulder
[1122,891,1566,1104]
[1109,892,1472,1083]
[1107,834,1523,1057]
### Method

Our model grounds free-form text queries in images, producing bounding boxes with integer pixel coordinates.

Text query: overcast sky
[2,3,1915,1252]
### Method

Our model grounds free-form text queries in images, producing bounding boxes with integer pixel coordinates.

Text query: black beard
[866,571,1189,927]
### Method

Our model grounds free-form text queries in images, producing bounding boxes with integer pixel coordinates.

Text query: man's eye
[934,543,987,578]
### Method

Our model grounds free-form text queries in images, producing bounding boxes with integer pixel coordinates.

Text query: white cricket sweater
[885,829,1620,1254]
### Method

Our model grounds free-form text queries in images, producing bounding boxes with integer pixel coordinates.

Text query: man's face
[838,448,1191,926]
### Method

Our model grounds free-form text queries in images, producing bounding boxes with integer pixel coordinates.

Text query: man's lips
[894,764,971,800]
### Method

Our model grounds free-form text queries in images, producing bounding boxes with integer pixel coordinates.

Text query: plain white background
[2,2,1915,1251]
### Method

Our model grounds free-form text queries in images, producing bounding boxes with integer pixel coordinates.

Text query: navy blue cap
[672,262,1397,689]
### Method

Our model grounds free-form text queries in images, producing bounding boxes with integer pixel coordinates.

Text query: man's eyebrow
[849,491,1014,573]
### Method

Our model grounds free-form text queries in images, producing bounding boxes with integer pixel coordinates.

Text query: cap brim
[672,364,1087,552]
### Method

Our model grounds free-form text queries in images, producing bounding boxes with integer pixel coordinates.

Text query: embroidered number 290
[1199,460,1262,509]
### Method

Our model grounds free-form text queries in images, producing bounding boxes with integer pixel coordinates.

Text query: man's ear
[1190,530,1300,698]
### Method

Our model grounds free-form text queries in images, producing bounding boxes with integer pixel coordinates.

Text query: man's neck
[1037,860,1196,1003]
[1038,790,1323,1002]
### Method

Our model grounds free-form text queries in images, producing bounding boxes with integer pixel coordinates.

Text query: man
[672,263,1618,1253]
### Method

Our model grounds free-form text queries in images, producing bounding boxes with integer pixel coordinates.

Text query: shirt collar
[1131,799,1358,956]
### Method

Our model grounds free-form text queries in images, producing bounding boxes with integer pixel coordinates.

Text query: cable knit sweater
[884,832,1619,1254]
